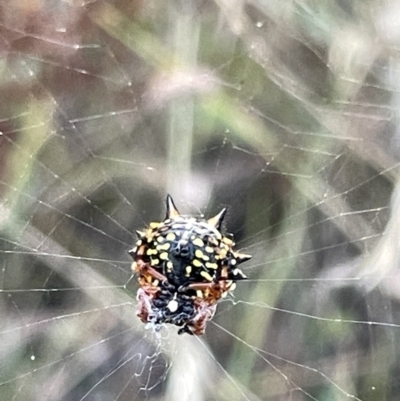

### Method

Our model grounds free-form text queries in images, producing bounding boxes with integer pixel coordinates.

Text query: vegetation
[1,1,399,400]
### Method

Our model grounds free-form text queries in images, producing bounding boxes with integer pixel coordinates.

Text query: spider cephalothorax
[129,195,251,335]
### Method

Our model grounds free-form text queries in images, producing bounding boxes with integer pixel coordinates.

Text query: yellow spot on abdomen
[205,262,218,269]
[200,271,213,281]
[192,259,202,268]
[195,249,205,259]
[157,243,171,251]
[166,233,176,241]
[193,238,204,247]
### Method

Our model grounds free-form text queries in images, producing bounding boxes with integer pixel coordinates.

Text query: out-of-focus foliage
[1,0,400,400]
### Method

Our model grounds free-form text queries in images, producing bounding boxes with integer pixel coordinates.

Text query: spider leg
[177,325,194,335]
[135,259,168,282]
[140,284,159,295]
[182,282,214,291]
[181,278,231,292]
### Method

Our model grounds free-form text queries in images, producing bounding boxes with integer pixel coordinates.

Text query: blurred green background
[1,0,400,400]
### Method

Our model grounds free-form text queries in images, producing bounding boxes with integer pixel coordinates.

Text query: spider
[129,195,251,335]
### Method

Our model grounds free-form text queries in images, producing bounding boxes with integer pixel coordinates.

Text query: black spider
[129,195,251,335]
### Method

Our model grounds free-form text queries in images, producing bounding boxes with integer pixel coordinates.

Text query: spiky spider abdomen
[129,195,251,335]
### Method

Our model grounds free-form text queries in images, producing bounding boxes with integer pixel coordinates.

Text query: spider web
[1,1,400,400]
